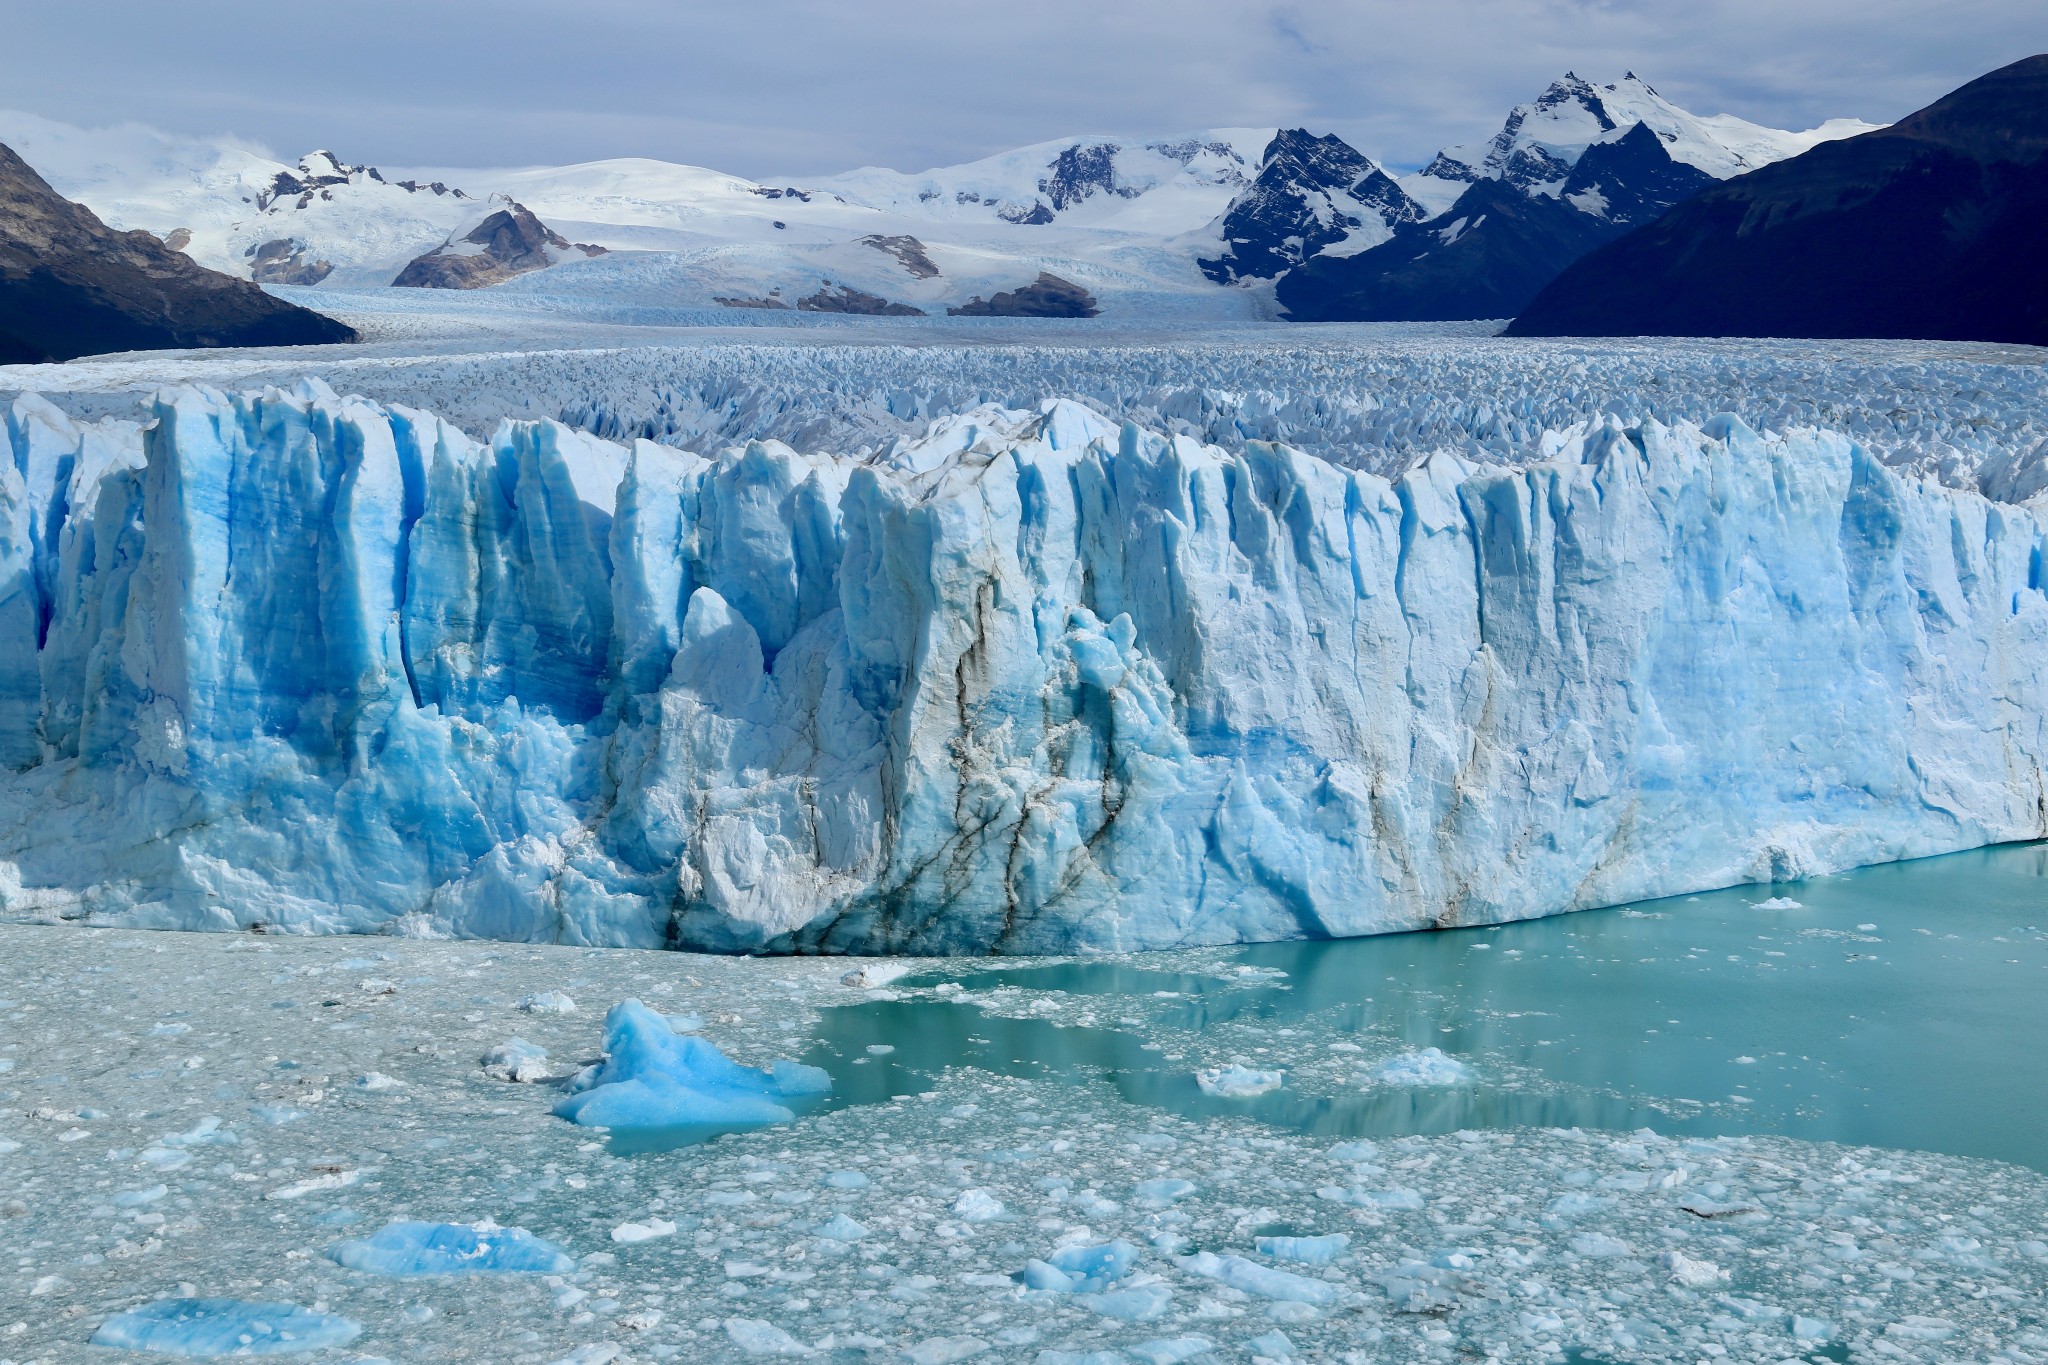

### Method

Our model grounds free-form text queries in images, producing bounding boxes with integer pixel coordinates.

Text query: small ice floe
[1178,1251,1339,1304]
[149,1022,191,1037]
[1753,896,1804,910]
[481,1038,552,1083]
[1129,1339,1215,1365]
[1195,1064,1284,1097]
[822,1170,870,1189]
[358,978,397,996]
[518,990,578,1015]
[355,1072,402,1091]
[1379,1254,1487,1313]
[115,1184,168,1208]
[1318,1185,1424,1210]
[140,1115,238,1168]
[953,1188,1004,1221]
[611,1217,677,1244]
[813,1214,870,1242]
[1659,1249,1725,1287]
[1016,1240,1140,1294]
[329,1220,575,1276]
[553,1000,830,1132]
[1133,1177,1196,1209]
[1227,965,1288,982]
[1256,1233,1350,1266]
[90,1298,362,1355]
[1374,1048,1471,1087]
[1327,1140,1379,1163]
[1569,1231,1633,1258]
[248,1104,306,1126]
[723,1316,812,1355]
[266,1168,362,1201]
[841,962,912,990]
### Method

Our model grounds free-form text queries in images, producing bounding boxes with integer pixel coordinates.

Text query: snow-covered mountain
[0,79,1880,324]
[1281,74,1882,321]
[1402,71,1879,213]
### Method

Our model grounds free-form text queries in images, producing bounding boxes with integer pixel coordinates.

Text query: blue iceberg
[553,999,830,1131]
[89,1298,361,1356]
[327,1220,575,1276]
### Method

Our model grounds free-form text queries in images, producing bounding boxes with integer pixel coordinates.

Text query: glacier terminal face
[0,384,2042,952]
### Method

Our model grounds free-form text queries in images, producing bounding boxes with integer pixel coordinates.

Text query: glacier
[0,381,2042,953]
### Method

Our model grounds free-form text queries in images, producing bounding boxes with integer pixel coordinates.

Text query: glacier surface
[0,380,2043,952]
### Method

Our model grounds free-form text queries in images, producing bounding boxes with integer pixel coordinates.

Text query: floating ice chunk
[162,1115,237,1147]
[1326,1140,1379,1163]
[1132,1178,1195,1208]
[553,1000,830,1132]
[1374,1048,1471,1086]
[90,1298,362,1355]
[482,1038,552,1083]
[1569,1232,1632,1258]
[904,1338,988,1364]
[150,1022,191,1037]
[248,1104,306,1126]
[822,1170,870,1189]
[550,1348,621,1365]
[1753,897,1805,910]
[1886,1316,1957,1342]
[1317,1185,1424,1210]
[813,1214,869,1242]
[519,991,578,1015]
[1244,1329,1297,1359]
[724,1316,812,1355]
[1256,1234,1350,1266]
[115,1184,168,1208]
[1049,1240,1140,1290]
[1659,1250,1725,1287]
[1793,1315,1836,1340]
[328,1220,575,1276]
[1034,1353,1127,1365]
[1177,1252,1339,1304]
[1081,1279,1173,1322]
[953,1188,1004,1221]
[1194,1064,1283,1097]
[1129,1339,1213,1365]
[1544,1191,1616,1219]
[313,1208,361,1226]
[841,963,912,989]
[266,1169,360,1200]
[355,1072,402,1091]
[610,1217,677,1244]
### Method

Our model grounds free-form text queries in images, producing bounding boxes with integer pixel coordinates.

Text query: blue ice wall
[0,385,2042,952]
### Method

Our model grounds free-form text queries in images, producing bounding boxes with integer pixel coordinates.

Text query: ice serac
[0,386,2044,953]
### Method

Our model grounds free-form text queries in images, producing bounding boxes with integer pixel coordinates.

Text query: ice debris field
[8,877,2048,1365]
[0,328,2046,951]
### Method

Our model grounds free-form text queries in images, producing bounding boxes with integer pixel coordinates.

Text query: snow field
[3,924,2047,1363]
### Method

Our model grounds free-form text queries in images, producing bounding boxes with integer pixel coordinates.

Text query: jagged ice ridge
[0,382,2042,952]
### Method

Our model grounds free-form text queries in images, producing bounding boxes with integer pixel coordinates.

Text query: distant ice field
[3,296,2044,496]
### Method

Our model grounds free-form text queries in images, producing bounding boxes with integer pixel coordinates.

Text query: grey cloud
[1,0,2040,175]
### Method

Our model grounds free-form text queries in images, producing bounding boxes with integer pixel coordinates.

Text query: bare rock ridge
[1200,129,1423,285]
[0,141,356,364]
[947,272,1099,318]
[1509,55,2048,344]
[391,201,606,290]
[859,234,940,279]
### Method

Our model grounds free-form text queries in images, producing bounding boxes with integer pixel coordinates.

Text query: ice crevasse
[0,382,2042,953]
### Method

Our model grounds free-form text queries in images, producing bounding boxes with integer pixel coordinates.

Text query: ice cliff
[1,383,2043,953]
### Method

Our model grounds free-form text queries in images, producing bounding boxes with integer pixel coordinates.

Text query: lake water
[624,843,2048,1170]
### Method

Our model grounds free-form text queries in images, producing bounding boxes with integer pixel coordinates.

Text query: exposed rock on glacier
[0,384,2043,953]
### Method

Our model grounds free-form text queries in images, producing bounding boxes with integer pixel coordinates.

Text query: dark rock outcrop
[796,283,924,316]
[0,141,355,364]
[859,234,941,279]
[391,202,605,290]
[248,238,334,286]
[947,272,1098,318]
[1279,122,1712,321]
[1510,56,2048,344]
[1200,130,1423,284]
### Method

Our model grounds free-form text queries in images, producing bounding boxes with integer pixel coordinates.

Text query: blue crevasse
[554,998,830,1130]
[0,383,2043,952]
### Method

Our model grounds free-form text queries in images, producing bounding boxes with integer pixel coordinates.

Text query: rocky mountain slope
[1278,75,1874,321]
[0,142,354,363]
[392,200,606,289]
[1510,55,2048,344]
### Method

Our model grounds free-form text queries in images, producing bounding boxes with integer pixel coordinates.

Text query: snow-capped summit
[1403,72,1879,212]
[1199,129,1422,284]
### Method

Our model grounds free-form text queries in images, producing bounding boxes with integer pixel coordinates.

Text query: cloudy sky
[5,0,2042,175]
